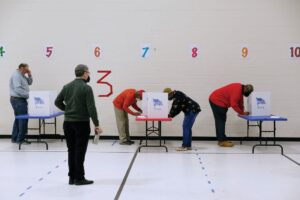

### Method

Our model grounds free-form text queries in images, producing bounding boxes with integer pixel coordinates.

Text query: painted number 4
[0,46,5,57]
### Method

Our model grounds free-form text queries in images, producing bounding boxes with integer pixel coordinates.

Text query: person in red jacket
[113,89,144,145]
[209,83,253,147]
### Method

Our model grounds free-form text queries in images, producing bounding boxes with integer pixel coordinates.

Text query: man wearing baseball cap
[113,89,144,145]
[163,88,201,151]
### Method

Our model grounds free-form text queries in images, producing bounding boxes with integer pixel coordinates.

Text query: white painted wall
[0,0,299,137]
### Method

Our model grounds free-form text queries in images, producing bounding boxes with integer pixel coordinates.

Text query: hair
[18,63,28,69]
[75,64,89,77]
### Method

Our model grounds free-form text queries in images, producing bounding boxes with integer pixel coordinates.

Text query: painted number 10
[290,47,300,58]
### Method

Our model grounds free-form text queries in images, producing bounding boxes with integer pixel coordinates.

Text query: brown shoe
[218,141,234,147]
[176,147,188,151]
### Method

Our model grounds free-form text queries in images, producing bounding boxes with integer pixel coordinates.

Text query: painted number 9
[242,47,248,58]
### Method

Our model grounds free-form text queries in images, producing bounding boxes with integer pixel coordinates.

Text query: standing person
[209,83,253,147]
[55,64,102,185]
[113,89,144,145]
[9,63,33,144]
[163,88,201,151]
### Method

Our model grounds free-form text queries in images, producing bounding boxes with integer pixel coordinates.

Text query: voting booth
[247,91,271,116]
[142,92,168,118]
[28,91,59,116]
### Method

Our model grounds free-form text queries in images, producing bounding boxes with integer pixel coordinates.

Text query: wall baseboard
[1,134,300,141]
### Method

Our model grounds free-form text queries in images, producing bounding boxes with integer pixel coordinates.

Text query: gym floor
[0,139,299,200]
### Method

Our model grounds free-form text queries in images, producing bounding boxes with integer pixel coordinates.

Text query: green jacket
[55,78,99,126]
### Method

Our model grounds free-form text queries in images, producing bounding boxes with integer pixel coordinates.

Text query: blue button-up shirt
[9,70,33,99]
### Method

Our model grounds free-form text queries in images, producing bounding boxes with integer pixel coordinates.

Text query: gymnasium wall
[0,0,299,137]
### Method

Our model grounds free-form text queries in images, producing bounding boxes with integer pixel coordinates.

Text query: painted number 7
[142,47,149,58]
[97,70,113,97]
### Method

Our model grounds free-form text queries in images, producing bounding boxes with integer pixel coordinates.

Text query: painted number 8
[192,47,198,58]
[242,47,248,58]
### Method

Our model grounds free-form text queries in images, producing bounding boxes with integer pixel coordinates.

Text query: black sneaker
[119,141,132,145]
[74,178,94,185]
[19,140,31,145]
[128,140,135,144]
[69,178,74,185]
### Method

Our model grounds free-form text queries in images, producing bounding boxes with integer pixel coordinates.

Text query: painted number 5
[46,46,53,57]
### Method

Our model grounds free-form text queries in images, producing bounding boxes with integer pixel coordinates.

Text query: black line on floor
[283,154,300,166]
[196,154,216,195]
[18,159,67,198]
[114,147,139,200]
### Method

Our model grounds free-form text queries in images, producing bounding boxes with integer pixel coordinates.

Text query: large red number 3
[97,70,113,97]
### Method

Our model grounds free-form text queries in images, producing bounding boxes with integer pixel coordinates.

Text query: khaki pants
[114,107,130,143]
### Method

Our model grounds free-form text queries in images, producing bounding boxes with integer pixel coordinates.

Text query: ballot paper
[93,133,100,144]
[270,115,280,119]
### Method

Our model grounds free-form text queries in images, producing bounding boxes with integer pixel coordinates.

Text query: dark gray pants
[63,121,90,180]
[209,101,228,141]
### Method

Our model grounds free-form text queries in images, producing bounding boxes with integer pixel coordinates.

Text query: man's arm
[230,94,245,115]
[86,86,99,127]
[132,103,142,113]
[54,87,66,111]
[168,99,181,118]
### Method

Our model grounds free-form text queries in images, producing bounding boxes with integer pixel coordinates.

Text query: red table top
[136,116,172,121]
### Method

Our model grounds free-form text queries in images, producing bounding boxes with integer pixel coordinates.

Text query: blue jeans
[10,98,28,143]
[182,111,198,147]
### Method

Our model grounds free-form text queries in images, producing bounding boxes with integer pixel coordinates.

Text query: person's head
[163,87,174,100]
[75,64,90,82]
[135,90,145,100]
[243,84,254,97]
[18,63,29,74]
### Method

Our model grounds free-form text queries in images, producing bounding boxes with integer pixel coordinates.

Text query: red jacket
[209,83,245,115]
[113,89,141,115]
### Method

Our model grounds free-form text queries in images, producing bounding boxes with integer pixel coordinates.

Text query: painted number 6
[94,47,101,58]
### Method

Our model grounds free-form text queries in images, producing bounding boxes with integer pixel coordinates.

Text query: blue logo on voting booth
[153,99,163,110]
[256,97,266,109]
[34,97,45,108]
